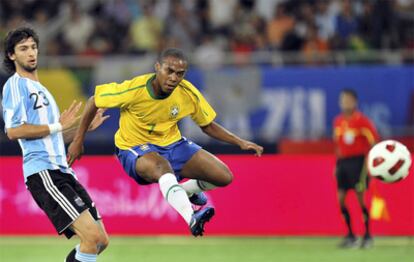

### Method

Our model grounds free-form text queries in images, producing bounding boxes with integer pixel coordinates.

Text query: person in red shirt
[333,89,379,249]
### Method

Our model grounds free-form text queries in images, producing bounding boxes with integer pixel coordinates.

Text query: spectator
[31,7,69,54]
[333,0,359,49]
[255,0,286,21]
[103,0,133,27]
[194,34,225,69]
[302,23,329,64]
[62,1,95,54]
[371,0,399,49]
[129,2,163,54]
[266,3,296,50]
[0,0,411,58]
[357,0,375,48]
[209,0,238,35]
[164,1,200,52]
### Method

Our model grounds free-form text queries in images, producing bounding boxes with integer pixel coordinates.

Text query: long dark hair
[3,27,39,73]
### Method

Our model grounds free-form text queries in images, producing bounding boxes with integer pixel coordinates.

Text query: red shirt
[333,111,379,158]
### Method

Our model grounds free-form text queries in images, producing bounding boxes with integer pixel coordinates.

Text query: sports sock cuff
[159,173,177,186]
[197,180,216,191]
[75,244,97,262]
[75,250,97,262]
[159,173,183,200]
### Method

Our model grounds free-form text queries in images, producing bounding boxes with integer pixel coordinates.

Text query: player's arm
[201,121,263,156]
[6,123,56,140]
[332,117,341,157]
[360,116,380,146]
[67,79,134,165]
[67,96,100,165]
[6,101,82,140]
[183,81,262,155]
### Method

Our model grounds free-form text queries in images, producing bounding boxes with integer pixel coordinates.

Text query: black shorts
[26,169,101,239]
[335,156,369,192]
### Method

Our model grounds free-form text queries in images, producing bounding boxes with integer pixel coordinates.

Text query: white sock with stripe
[159,173,194,224]
[181,179,217,196]
[75,245,97,262]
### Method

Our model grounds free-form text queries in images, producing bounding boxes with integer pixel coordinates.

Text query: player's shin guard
[181,179,216,196]
[159,173,194,224]
[341,206,354,236]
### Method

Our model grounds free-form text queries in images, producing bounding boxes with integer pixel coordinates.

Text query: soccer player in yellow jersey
[67,48,263,236]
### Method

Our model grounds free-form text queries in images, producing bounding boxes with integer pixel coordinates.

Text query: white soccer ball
[367,140,412,183]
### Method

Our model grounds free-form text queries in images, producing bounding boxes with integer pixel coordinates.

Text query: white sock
[181,179,217,196]
[159,173,194,224]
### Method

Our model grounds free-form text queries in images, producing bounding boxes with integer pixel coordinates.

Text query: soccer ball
[367,140,412,183]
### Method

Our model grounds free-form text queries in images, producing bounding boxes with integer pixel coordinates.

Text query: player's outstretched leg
[180,149,233,204]
[136,153,215,235]
[189,207,215,237]
[188,192,208,206]
[159,173,215,236]
[181,179,217,206]
[159,173,194,224]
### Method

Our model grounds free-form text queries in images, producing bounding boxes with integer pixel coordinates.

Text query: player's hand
[67,139,84,167]
[60,100,82,130]
[88,108,110,131]
[239,140,264,156]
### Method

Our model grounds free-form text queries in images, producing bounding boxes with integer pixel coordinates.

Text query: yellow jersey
[94,73,216,149]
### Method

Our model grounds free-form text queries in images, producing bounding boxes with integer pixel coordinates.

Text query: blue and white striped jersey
[2,73,73,181]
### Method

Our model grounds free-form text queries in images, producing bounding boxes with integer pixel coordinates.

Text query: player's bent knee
[216,169,234,187]
[97,233,109,253]
[139,172,160,183]
[79,224,104,247]
[86,230,103,246]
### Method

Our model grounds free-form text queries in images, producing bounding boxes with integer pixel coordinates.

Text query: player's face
[155,56,187,95]
[339,93,357,114]
[9,37,38,73]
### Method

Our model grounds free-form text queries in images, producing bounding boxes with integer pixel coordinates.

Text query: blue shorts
[116,137,201,185]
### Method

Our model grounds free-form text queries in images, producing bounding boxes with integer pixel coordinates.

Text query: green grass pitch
[0,236,413,262]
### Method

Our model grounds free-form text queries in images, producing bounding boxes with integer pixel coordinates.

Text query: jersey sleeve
[94,79,136,108]
[183,81,216,127]
[360,115,380,145]
[2,78,29,131]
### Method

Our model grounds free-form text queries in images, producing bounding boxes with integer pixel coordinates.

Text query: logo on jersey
[170,105,180,119]
[343,130,355,145]
[140,144,150,151]
[74,196,85,207]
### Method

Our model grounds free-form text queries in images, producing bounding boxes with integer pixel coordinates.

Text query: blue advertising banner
[182,66,414,142]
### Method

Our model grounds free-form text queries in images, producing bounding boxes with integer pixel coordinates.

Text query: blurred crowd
[1,0,413,63]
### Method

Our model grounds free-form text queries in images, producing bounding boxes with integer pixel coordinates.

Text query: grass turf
[0,236,413,262]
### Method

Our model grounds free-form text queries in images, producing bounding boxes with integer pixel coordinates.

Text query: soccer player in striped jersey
[333,89,379,249]
[68,48,263,236]
[2,27,109,262]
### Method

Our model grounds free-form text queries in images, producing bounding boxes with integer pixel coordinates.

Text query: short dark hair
[158,48,188,64]
[3,27,39,73]
[341,88,358,101]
